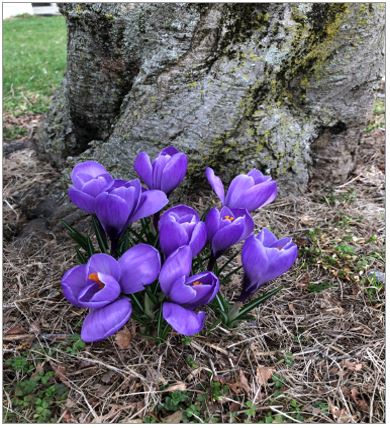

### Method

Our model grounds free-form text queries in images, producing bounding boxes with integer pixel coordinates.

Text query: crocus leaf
[214,293,229,324]
[92,215,108,253]
[233,286,283,321]
[140,217,154,241]
[117,229,133,257]
[75,248,88,264]
[221,265,243,283]
[217,249,242,274]
[130,227,146,243]
[86,236,95,257]
[144,292,155,318]
[62,220,95,255]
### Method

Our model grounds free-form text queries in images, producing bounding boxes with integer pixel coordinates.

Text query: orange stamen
[88,272,105,289]
[223,215,234,222]
[192,281,203,286]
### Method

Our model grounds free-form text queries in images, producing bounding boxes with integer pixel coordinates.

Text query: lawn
[3,15,66,139]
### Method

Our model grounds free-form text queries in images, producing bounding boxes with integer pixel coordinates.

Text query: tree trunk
[36,2,384,194]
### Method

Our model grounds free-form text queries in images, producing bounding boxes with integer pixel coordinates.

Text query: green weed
[5,354,68,423]
[65,334,86,355]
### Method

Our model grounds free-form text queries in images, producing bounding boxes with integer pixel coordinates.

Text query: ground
[3,15,385,424]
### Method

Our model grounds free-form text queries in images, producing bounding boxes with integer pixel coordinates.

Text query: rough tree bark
[36,2,384,195]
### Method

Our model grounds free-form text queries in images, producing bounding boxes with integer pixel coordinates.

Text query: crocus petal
[81,175,113,197]
[211,220,246,257]
[239,181,278,211]
[118,244,161,293]
[111,185,137,211]
[130,190,168,223]
[61,264,87,307]
[160,146,179,156]
[159,220,189,258]
[186,271,220,306]
[159,246,192,295]
[134,152,154,188]
[270,237,292,249]
[224,174,254,208]
[160,153,188,194]
[109,179,128,189]
[205,208,221,241]
[247,169,270,184]
[78,273,121,308]
[205,167,225,203]
[167,277,197,304]
[71,161,108,182]
[86,253,121,281]
[258,227,278,246]
[68,187,96,214]
[188,222,207,257]
[230,208,254,238]
[242,235,269,287]
[162,302,206,336]
[262,245,298,284]
[152,155,170,189]
[95,193,131,239]
[81,298,132,342]
[160,205,199,223]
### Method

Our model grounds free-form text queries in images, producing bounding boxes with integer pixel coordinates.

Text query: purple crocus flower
[240,228,298,300]
[61,244,161,342]
[68,161,114,214]
[205,167,277,212]
[95,178,168,241]
[159,205,207,258]
[134,146,188,195]
[205,206,254,258]
[159,246,219,336]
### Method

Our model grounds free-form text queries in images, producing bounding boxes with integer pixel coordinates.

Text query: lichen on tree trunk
[36,2,384,194]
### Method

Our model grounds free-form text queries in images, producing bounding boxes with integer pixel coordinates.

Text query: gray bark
[36,2,384,194]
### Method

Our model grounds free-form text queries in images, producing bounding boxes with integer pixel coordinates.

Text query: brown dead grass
[3,148,59,240]
[3,120,384,423]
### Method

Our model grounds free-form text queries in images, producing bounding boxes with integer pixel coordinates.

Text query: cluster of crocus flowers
[62,145,298,343]
[61,246,161,342]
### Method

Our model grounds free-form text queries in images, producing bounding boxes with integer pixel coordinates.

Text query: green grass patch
[3,124,28,140]
[3,15,67,117]
[307,282,334,293]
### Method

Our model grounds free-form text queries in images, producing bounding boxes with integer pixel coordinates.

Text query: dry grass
[3,117,384,423]
[3,148,59,240]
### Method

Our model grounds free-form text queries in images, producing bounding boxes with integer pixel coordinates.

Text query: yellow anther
[223,215,234,222]
[88,272,104,289]
[192,281,203,286]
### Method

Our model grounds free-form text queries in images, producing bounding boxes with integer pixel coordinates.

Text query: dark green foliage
[4,354,68,423]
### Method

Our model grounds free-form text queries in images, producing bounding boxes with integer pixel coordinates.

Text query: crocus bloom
[159,205,207,258]
[205,206,254,258]
[61,245,161,342]
[95,178,168,241]
[134,146,188,195]
[205,167,277,212]
[240,228,298,300]
[68,161,114,214]
[159,246,219,335]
